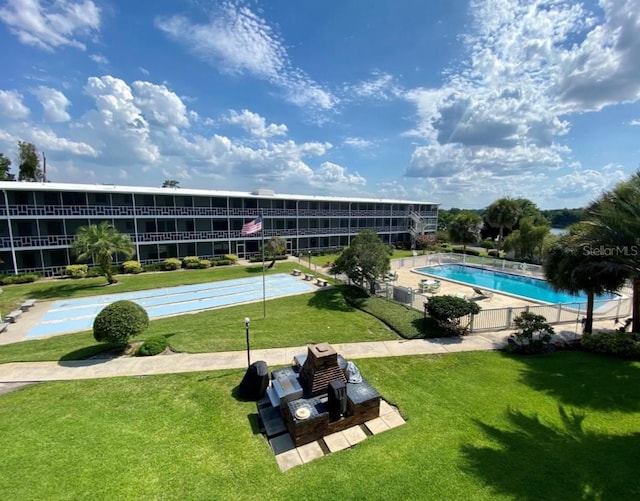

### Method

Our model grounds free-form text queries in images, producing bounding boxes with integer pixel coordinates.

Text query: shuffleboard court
[27,274,317,339]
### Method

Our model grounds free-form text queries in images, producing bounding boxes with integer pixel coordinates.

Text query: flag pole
[261,210,266,318]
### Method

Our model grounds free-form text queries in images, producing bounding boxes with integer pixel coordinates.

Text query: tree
[544,225,627,334]
[506,312,554,353]
[0,153,15,181]
[587,171,640,333]
[415,233,436,253]
[162,179,180,188]
[503,217,551,262]
[484,198,520,252]
[72,222,135,284]
[330,229,392,295]
[17,141,44,182]
[263,236,286,257]
[426,295,481,335]
[93,300,149,347]
[448,212,482,253]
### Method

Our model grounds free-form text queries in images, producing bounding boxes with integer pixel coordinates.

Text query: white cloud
[132,81,190,128]
[0,124,96,156]
[553,0,640,112]
[31,86,71,122]
[630,119,640,126]
[155,1,337,112]
[346,72,400,101]
[90,53,108,65]
[80,75,160,163]
[0,89,30,119]
[403,0,640,184]
[311,161,366,188]
[225,109,287,137]
[0,0,101,51]
[344,137,373,149]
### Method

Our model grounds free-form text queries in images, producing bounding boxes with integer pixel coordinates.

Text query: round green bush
[138,335,168,356]
[162,258,181,271]
[93,300,149,346]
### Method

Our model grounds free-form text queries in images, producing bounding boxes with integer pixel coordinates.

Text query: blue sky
[0,0,639,209]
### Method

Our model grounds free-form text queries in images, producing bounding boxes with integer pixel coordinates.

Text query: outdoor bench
[6,310,22,323]
[20,299,36,311]
[316,277,328,287]
[304,273,314,281]
[0,322,9,333]
[292,269,301,276]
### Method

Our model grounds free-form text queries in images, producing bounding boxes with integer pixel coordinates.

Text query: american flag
[241,215,263,236]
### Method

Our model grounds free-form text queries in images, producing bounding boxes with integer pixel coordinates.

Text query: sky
[0,0,639,209]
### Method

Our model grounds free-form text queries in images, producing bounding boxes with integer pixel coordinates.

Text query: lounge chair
[472,287,494,299]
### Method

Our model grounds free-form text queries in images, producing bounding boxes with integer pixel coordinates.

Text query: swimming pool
[415,264,616,304]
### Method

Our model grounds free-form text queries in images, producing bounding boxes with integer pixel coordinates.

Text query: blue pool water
[416,264,616,304]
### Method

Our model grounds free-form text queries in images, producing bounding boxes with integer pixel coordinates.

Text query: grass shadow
[512,351,640,412]
[306,285,356,312]
[59,344,111,361]
[462,406,640,500]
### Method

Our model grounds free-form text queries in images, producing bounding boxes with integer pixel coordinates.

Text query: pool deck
[396,266,536,310]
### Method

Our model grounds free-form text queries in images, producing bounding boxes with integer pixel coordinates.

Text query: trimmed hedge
[182,256,201,269]
[162,258,182,271]
[65,264,88,279]
[248,255,288,263]
[0,273,40,285]
[138,335,168,356]
[93,300,149,346]
[581,330,640,359]
[122,260,143,274]
[198,259,211,269]
[451,247,481,256]
[224,254,239,263]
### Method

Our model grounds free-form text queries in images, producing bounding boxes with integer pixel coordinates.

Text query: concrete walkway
[0,333,512,383]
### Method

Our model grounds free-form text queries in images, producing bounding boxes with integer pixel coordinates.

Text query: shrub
[65,264,88,279]
[138,335,168,356]
[451,247,481,256]
[426,295,481,335]
[142,262,163,272]
[213,259,233,266]
[0,273,40,285]
[182,256,201,269]
[198,259,211,269]
[480,238,495,249]
[487,250,501,258]
[506,312,555,354]
[224,254,239,263]
[86,267,107,278]
[162,258,182,271]
[581,330,640,359]
[93,300,149,347]
[122,260,143,274]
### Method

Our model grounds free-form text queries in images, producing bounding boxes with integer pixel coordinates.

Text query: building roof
[0,181,438,206]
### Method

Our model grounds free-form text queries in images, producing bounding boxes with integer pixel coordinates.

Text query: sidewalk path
[0,333,511,383]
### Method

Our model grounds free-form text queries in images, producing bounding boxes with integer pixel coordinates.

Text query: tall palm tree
[448,212,483,254]
[72,222,135,284]
[588,171,640,333]
[545,225,627,334]
[484,198,520,252]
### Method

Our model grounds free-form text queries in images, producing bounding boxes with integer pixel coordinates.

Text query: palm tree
[587,171,640,332]
[448,212,483,254]
[484,198,520,252]
[545,225,627,334]
[72,222,135,284]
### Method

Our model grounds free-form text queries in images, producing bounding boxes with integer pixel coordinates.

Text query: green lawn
[0,283,397,364]
[0,351,638,500]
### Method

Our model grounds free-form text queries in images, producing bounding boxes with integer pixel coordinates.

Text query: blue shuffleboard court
[27,273,317,339]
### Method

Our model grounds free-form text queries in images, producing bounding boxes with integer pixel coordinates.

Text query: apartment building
[0,182,438,276]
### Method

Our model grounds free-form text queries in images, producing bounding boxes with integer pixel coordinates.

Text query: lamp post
[423,299,429,333]
[308,250,312,272]
[244,317,251,367]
